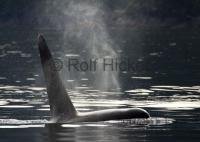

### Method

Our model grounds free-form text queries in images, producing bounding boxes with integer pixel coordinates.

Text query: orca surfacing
[38,34,150,123]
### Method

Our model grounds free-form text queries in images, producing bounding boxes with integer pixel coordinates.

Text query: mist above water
[50,1,120,91]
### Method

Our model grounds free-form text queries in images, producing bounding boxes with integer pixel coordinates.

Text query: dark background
[1,0,200,88]
[1,0,200,27]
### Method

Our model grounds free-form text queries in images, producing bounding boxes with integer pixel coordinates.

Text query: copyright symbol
[51,58,63,71]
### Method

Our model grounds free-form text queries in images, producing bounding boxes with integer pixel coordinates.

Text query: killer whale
[38,34,150,123]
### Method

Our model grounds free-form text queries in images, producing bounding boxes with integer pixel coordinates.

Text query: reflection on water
[0,85,200,141]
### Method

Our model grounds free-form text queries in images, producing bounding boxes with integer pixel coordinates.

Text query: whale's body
[38,35,150,123]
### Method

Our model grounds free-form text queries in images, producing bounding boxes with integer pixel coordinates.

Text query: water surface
[0,29,200,142]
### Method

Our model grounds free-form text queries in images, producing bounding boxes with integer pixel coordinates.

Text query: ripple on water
[37,108,50,111]
[151,85,200,93]
[0,85,199,132]
[6,99,28,103]
[0,77,7,80]
[61,124,81,128]
[131,76,152,80]
[0,125,45,129]
[27,87,46,91]
[107,117,174,126]
[83,124,108,127]
[65,54,80,57]
[0,119,48,126]
[0,85,19,90]
[0,105,34,108]
[0,100,9,105]
[125,89,154,93]
[146,101,200,110]
[0,85,46,91]
[0,117,173,129]
[26,78,36,81]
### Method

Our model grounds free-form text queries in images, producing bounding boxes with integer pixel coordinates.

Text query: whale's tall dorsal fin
[38,34,77,121]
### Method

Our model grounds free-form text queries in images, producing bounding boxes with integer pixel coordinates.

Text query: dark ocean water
[0,28,200,142]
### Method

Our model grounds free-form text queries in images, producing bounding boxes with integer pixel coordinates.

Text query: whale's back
[71,108,150,122]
